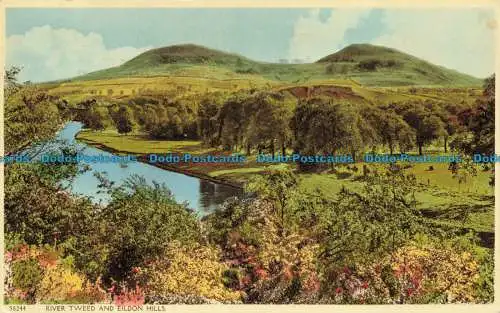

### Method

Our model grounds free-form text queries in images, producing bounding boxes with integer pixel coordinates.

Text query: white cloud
[6,26,153,82]
[288,9,372,62]
[371,10,495,78]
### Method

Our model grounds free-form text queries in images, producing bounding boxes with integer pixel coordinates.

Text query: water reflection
[199,180,243,214]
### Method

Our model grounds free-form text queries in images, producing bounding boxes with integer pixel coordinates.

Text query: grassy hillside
[66,43,482,88]
[123,44,256,68]
[317,44,482,86]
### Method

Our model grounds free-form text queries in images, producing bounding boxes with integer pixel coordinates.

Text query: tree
[113,106,133,134]
[97,176,201,282]
[219,95,247,151]
[76,105,105,131]
[274,97,295,156]
[198,93,225,146]
[402,106,445,155]
[469,92,494,155]
[243,93,286,156]
[4,67,62,153]
[420,116,446,154]
[358,59,382,71]
[319,169,422,272]
[5,66,22,99]
[483,74,495,100]
[5,161,96,246]
[292,98,366,163]
[443,115,459,153]
[451,75,495,155]
[369,110,414,154]
[245,169,298,238]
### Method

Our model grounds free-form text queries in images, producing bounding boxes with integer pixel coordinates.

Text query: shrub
[358,59,382,71]
[113,285,145,306]
[70,279,109,304]
[100,176,201,282]
[11,259,43,300]
[389,245,480,303]
[36,266,84,303]
[320,243,482,304]
[135,241,241,303]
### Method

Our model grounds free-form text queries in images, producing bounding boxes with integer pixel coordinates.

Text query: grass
[298,169,494,233]
[45,74,276,102]
[77,129,213,154]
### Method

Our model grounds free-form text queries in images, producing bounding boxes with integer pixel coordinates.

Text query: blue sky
[6,8,496,82]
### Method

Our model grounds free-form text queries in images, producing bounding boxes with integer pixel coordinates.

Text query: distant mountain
[122,44,257,68]
[70,43,482,87]
[317,43,406,63]
[316,43,481,86]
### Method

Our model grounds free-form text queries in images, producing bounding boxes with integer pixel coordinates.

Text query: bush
[113,285,145,306]
[135,241,242,303]
[36,266,84,303]
[318,242,482,304]
[99,176,201,282]
[12,259,43,299]
[358,59,382,71]
[235,67,258,74]
[389,245,480,303]
[70,280,109,304]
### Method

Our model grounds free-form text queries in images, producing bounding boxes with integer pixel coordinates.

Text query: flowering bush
[10,259,42,302]
[5,244,109,304]
[389,245,479,303]
[70,278,109,304]
[36,265,84,303]
[318,243,481,304]
[134,241,242,303]
[113,285,145,306]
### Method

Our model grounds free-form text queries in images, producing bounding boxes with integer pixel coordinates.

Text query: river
[28,122,243,216]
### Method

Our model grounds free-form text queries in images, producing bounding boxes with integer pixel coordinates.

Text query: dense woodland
[3,66,495,304]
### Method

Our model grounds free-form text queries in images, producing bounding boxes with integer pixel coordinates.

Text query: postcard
[2,1,498,312]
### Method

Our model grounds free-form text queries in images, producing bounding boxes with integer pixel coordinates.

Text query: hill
[317,44,481,86]
[122,44,257,69]
[63,43,482,88]
[317,43,408,62]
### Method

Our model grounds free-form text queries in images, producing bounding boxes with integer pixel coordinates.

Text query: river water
[29,122,242,216]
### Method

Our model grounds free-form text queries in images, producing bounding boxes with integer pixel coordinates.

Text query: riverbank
[75,132,246,190]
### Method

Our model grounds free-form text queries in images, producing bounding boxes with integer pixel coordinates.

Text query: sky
[6,8,497,82]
